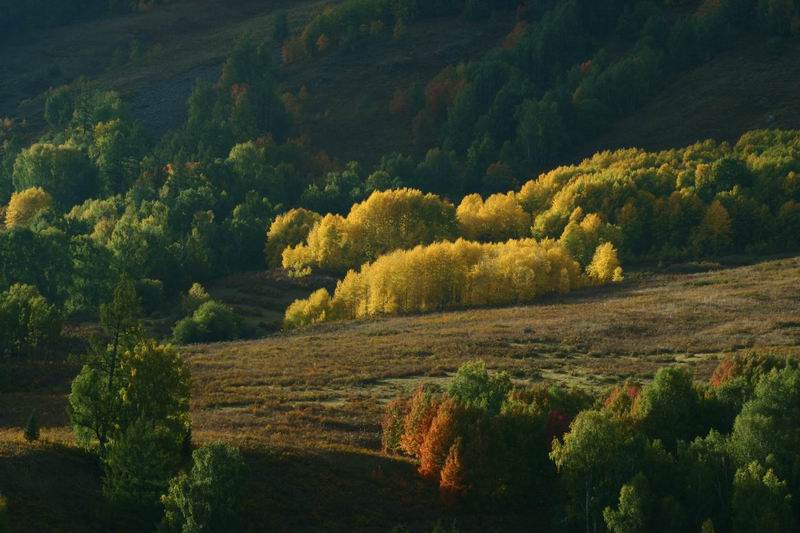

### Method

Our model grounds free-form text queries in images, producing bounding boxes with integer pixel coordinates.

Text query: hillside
[2,0,800,531]
[3,256,799,531]
[583,36,800,158]
[2,0,799,169]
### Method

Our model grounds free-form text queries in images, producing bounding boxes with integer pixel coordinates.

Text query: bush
[172,301,242,344]
[24,410,39,442]
[182,283,211,315]
[0,284,62,358]
[161,443,246,532]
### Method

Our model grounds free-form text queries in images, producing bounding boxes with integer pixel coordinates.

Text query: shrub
[23,410,39,442]
[161,443,246,533]
[182,283,211,315]
[0,284,62,358]
[172,301,242,344]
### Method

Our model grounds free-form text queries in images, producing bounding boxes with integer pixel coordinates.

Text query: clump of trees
[284,237,620,327]
[282,188,458,275]
[0,284,62,358]
[67,278,246,528]
[383,352,800,531]
[456,192,529,242]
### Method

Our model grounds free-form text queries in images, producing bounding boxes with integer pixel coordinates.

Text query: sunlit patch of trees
[518,130,800,261]
[382,353,800,531]
[284,237,619,327]
[282,188,458,275]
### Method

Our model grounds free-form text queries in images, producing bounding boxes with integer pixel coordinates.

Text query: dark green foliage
[102,417,181,517]
[633,367,704,450]
[0,284,62,358]
[732,462,794,533]
[0,0,160,38]
[161,443,246,533]
[172,300,243,344]
[135,279,164,314]
[603,473,651,533]
[24,410,40,442]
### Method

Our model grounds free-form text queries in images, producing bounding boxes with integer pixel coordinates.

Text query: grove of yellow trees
[282,188,457,275]
[285,238,621,327]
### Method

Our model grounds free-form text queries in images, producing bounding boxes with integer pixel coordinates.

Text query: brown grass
[2,257,799,531]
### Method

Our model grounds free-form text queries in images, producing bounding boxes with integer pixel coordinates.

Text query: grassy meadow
[2,256,799,531]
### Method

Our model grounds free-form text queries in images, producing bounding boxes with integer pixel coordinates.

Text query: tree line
[383,353,800,532]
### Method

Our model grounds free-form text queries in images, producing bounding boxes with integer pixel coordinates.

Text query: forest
[1,0,800,530]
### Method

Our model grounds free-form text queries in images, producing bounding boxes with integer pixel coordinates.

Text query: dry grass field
[2,256,800,531]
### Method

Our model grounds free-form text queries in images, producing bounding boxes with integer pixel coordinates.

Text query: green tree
[633,367,702,449]
[550,410,642,532]
[161,443,246,533]
[732,462,794,533]
[103,417,181,516]
[70,338,190,451]
[603,473,650,533]
[0,283,62,358]
[516,95,567,171]
[448,360,511,415]
[729,367,800,493]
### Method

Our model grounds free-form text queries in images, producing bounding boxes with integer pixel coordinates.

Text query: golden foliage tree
[265,208,322,267]
[5,187,53,228]
[457,193,530,242]
[586,242,623,285]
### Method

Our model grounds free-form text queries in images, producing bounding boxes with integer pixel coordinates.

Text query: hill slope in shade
[582,37,800,158]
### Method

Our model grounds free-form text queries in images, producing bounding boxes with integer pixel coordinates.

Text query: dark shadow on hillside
[241,447,550,533]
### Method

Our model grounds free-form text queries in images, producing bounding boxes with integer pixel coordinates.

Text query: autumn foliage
[284,237,620,327]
